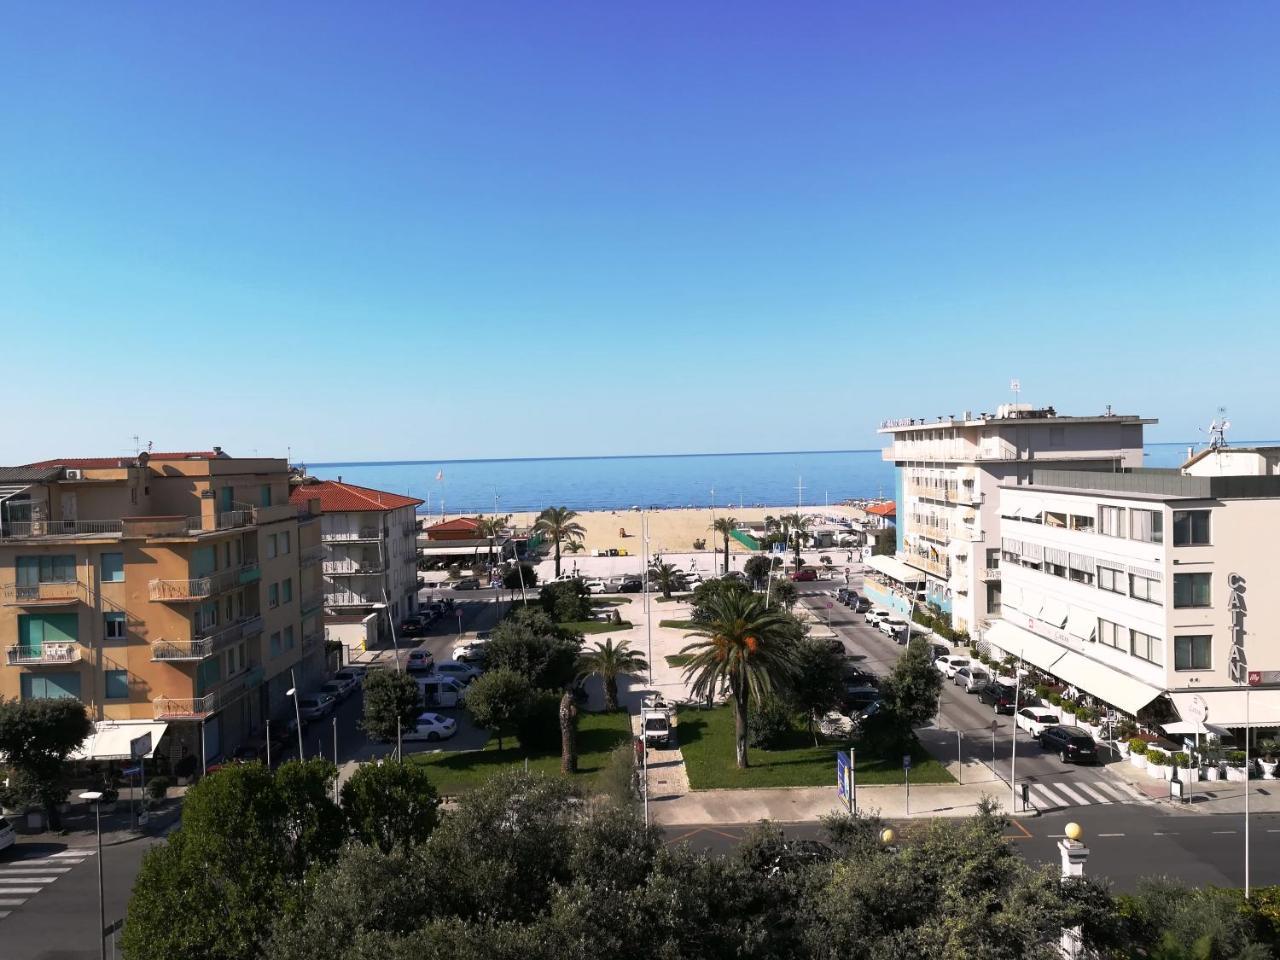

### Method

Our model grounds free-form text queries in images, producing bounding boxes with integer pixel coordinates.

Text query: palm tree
[577,638,650,711]
[649,561,681,599]
[710,516,738,575]
[680,589,799,768]
[559,690,578,773]
[534,507,586,578]
[474,514,511,568]
[780,512,811,564]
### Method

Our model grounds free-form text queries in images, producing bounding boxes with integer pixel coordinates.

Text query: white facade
[320,504,420,620]
[987,463,1280,727]
[879,405,1150,633]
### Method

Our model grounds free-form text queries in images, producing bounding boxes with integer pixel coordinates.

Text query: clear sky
[2,3,1276,463]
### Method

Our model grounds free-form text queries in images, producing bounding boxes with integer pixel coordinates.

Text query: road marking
[0,911,8,920]
[0,877,59,884]
[1055,783,1090,806]
[1267,829,1280,834]
[1097,832,1125,837]
[1003,819,1033,840]
[0,867,71,874]
[0,888,41,895]
[1075,782,1113,804]
[1030,783,1070,808]
[49,850,94,858]
[1153,832,1179,836]
[1212,830,1238,834]
[0,898,27,906]
[1094,781,1133,802]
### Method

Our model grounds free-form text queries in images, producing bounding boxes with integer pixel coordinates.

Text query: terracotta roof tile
[425,516,482,533]
[289,480,423,513]
[866,501,897,517]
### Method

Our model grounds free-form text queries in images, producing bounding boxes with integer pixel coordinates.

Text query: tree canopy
[486,606,583,690]
[0,696,92,827]
[464,667,535,750]
[877,635,943,736]
[537,578,592,623]
[360,669,423,744]
[340,759,440,854]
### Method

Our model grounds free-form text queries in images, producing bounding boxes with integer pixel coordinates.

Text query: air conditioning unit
[65,469,83,480]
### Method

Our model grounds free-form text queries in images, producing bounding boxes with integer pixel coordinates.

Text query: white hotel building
[986,448,1280,731]
[874,405,1150,634]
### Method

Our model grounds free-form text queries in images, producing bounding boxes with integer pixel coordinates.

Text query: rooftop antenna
[131,435,141,456]
[1010,378,1021,407]
[1203,407,1231,451]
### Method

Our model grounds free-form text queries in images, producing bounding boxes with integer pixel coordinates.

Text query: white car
[879,617,908,640]
[296,693,336,721]
[581,579,607,594]
[453,642,488,663]
[319,677,357,701]
[0,814,15,853]
[402,712,458,742]
[953,667,990,692]
[1016,706,1062,738]
[865,608,892,628]
[934,656,971,679]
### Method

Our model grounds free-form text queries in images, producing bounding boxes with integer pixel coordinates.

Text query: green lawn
[562,620,633,634]
[410,710,633,795]
[677,704,953,790]
[659,619,699,630]
[654,595,689,603]
[665,654,693,668]
[593,597,633,607]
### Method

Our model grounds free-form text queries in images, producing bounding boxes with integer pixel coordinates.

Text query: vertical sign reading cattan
[1228,572,1248,685]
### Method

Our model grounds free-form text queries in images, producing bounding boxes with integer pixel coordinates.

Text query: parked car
[400,618,426,637]
[418,675,468,708]
[453,577,482,590]
[1039,725,1099,764]
[453,642,488,663]
[402,712,458,742]
[1015,706,1062,738]
[976,679,1025,714]
[879,617,909,642]
[319,677,357,701]
[335,665,367,683]
[433,659,482,684]
[953,666,990,691]
[406,649,436,674]
[616,578,644,593]
[683,572,704,587]
[790,568,818,582]
[581,579,607,594]
[296,693,336,721]
[851,596,872,613]
[836,587,851,604]
[865,608,892,628]
[0,815,15,854]
[934,655,972,679]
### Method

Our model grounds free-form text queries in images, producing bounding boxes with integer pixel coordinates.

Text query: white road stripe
[1031,783,1070,808]
[1054,783,1090,806]
[1093,781,1132,802]
[0,866,72,873]
[0,877,59,884]
[50,850,94,858]
[0,911,9,920]
[1074,782,1113,804]
[1097,832,1125,837]
[0,898,28,906]
[0,888,41,895]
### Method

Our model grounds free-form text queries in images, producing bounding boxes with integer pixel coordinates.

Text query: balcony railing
[6,643,81,665]
[982,567,1001,580]
[902,553,949,578]
[322,560,384,576]
[911,523,951,542]
[2,581,89,606]
[327,591,378,607]
[322,528,382,542]
[0,519,125,539]
[153,693,219,720]
[148,562,259,602]
[150,615,264,661]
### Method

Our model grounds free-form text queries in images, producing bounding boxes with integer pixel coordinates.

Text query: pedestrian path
[0,849,94,922]
[1023,777,1134,812]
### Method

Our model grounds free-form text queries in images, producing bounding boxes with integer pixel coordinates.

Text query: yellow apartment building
[0,449,326,766]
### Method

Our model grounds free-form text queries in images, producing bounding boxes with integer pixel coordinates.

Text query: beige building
[0,450,324,765]
[877,404,1151,633]
[987,451,1280,730]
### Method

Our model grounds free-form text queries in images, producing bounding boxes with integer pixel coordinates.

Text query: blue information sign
[902,754,912,771]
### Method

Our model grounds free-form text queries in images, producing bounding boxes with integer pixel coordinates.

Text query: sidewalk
[10,795,183,848]
[1106,761,1280,815]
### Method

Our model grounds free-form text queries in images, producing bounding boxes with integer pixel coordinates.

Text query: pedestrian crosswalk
[0,849,94,921]
[1024,778,1134,811]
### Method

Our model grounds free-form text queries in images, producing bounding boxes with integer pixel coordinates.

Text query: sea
[306,443,1218,515]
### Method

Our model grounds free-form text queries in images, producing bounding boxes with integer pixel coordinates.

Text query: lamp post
[1058,822,1089,959]
[286,670,304,760]
[1011,652,1023,812]
[78,790,106,960]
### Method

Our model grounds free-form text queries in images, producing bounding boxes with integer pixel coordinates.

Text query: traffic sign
[902,754,912,771]
[122,766,141,777]
[130,732,152,759]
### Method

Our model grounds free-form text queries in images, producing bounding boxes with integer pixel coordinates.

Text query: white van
[0,815,15,854]
[418,675,468,708]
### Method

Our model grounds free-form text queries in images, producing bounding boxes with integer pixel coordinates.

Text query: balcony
[153,693,219,720]
[323,560,384,576]
[322,528,382,542]
[982,567,1002,581]
[0,519,124,540]
[902,553,949,578]
[148,562,259,602]
[6,643,82,665]
[911,522,951,542]
[327,590,378,607]
[2,581,89,606]
[149,615,264,661]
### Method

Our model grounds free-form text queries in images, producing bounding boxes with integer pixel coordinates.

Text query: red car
[790,568,818,582]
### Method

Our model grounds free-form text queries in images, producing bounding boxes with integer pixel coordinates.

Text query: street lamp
[78,790,106,960]
[286,670,304,759]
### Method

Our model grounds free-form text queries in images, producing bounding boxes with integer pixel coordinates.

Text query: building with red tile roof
[289,479,422,514]
[866,501,897,519]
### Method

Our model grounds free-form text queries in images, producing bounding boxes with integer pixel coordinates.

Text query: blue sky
[2,3,1276,462]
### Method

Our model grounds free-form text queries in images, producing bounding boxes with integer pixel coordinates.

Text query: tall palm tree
[534,507,586,578]
[577,638,650,711]
[780,512,811,564]
[680,590,799,769]
[710,516,738,575]
[559,690,578,773]
[649,561,681,599]
[474,514,511,568]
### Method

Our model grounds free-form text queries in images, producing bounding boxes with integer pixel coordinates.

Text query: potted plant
[1146,750,1171,780]
[1258,740,1279,779]
[98,785,119,814]
[146,776,173,802]
[1128,739,1149,769]
[1172,752,1195,782]
[1200,745,1221,781]
[1225,750,1252,782]
[1059,700,1078,725]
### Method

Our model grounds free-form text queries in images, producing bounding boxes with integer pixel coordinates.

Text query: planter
[1060,711,1077,725]
[1204,764,1222,782]
[1129,752,1148,770]
[1178,767,1198,783]
[1226,764,1250,783]
[1260,759,1279,780]
[26,811,44,830]
[1149,764,1171,781]
[1117,741,1131,758]
[100,801,118,814]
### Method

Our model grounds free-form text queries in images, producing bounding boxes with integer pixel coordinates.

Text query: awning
[70,720,168,762]
[1020,590,1044,618]
[1040,597,1069,628]
[985,620,1165,715]
[1169,689,1280,728]
[1161,719,1232,738]
[1066,606,1096,642]
[864,554,926,584]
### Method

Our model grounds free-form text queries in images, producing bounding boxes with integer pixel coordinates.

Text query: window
[268,583,279,608]
[1173,573,1212,608]
[270,631,281,657]
[265,534,277,560]
[105,670,129,699]
[1045,511,1067,528]
[16,555,77,584]
[99,552,124,583]
[261,485,272,507]
[279,531,291,555]
[19,613,78,649]
[1129,573,1162,604]
[282,578,292,603]
[1098,566,1124,594]
[104,612,126,640]
[20,673,81,700]
[1130,629,1164,665]
[1047,562,1067,578]
[1098,505,1126,537]
[1098,618,1124,650]
[1175,635,1212,671]
[1130,509,1163,544]
[1070,514,1095,533]
[1173,510,1211,546]
[1069,567,1094,586]
[285,625,295,649]
[987,584,1002,616]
